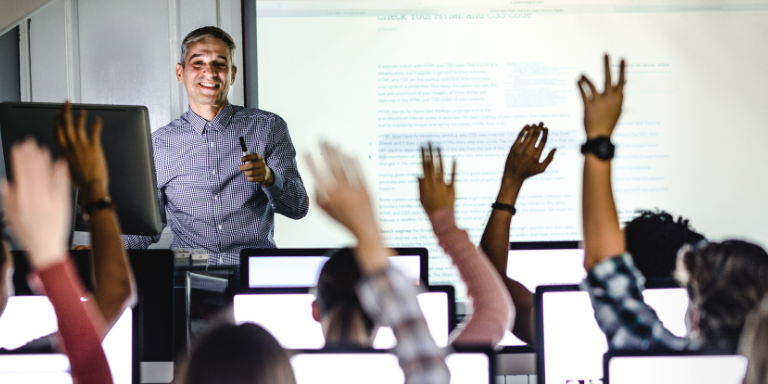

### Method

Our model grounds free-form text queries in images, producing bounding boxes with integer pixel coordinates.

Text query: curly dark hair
[624,209,706,280]
[683,240,768,352]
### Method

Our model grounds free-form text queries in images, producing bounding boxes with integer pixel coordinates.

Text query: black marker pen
[239,136,250,156]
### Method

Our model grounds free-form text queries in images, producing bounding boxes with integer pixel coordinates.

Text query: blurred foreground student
[1,139,113,383]
[310,144,515,349]
[178,143,449,384]
[0,103,134,357]
[578,55,768,352]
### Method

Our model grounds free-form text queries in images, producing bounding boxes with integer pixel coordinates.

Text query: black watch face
[598,141,610,155]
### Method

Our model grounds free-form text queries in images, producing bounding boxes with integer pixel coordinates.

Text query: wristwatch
[581,137,615,160]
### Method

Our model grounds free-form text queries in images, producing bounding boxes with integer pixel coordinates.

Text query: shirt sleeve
[580,252,690,351]
[121,184,166,249]
[261,115,309,220]
[38,257,113,384]
[428,208,514,348]
[356,266,451,384]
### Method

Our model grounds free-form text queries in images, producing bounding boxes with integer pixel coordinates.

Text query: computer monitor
[604,351,747,384]
[0,354,72,383]
[6,250,176,384]
[240,248,428,288]
[233,285,455,350]
[0,297,132,384]
[535,284,689,384]
[289,347,493,384]
[0,102,162,236]
[497,241,584,348]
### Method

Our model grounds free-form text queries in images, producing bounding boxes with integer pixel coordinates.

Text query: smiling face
[176,37,237,119]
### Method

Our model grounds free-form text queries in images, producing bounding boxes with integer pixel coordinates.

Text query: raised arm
[479,124,555,345]
[1,139,113,384]
[579,55,626,270]
[306,142,449,384]
[419,144,514,347]
[55,102,137,332]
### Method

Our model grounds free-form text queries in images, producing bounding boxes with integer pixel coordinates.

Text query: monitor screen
[234,291,449,349]
[506,248,585,292]
[247,254,422,288]
[607,354,747,384]
[290,351,489,384]
[0,296,132,384]
[0,354,72,384]
[0,102,161,236]
[540,287,688,384]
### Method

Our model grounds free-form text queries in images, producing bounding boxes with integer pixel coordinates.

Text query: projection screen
[245,0,768,305]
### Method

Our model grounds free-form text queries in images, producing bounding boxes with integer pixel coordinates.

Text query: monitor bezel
[535,282,683,384]
[602,349,741,384]
[0,101,162,236]
[239,247,429,289]
[287,345,495,384]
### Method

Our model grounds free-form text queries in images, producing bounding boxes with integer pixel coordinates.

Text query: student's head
[180,323,296,384]
[176,26,237,112]
[0,239,13,318]
[624,209,706,280]
[738,295,768,384]
[311,248,376,347]
[676,240,768,351]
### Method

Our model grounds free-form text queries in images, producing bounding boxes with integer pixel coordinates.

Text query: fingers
[604,54,612,91]
[421,145,434,180]
[448,159,457,187]
[540,148,556,170]
[321,142,349,186]
[76,109,88,143]
[578,77,589,103]
[90,117,103,148]
[582,76,598,99]
[617,59,626,92]
[514,125,528,148]
[535,126,549,157]
[522,123,543,152]
[436,146,444,179]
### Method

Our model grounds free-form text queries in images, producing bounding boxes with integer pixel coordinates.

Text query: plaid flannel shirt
[357,266,451,384]
[580,252,696,351]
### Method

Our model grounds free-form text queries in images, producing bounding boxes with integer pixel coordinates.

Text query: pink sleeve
[428,208,515,347]
[38,257,113,384]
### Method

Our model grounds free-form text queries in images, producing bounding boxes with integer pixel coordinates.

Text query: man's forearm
[582,155,625,270]
[89,208,136,332]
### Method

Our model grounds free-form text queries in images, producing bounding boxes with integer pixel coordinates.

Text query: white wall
[15,0,245,124]
[9,0,245,246]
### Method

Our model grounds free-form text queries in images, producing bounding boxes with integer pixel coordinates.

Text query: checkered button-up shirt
[357,266,451,384]
[580,253,696,351]
[122,104,309,264]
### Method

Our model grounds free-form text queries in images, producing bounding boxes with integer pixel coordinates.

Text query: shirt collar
[184,103,234,135]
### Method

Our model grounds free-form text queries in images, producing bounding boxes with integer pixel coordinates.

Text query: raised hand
[55,101,109,204]
[0,139,71,270]
[578,54,626,139]
[240,153,274,186]
[503,123,556,184]
[418,143,456,215]
[305,142,388,273]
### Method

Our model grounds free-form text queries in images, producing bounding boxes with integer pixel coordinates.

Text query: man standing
[123,27,309,264]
